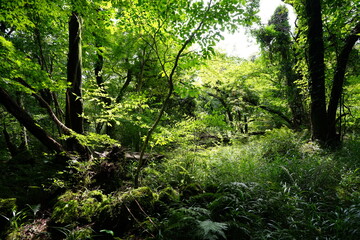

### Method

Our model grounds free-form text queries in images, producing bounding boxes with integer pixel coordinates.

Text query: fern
[197,220,227,240]
[161,207,228,240]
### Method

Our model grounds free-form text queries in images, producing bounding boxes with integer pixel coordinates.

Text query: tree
[304,0,328,143]
[306,0,359,144]
[0,0,87,156]
[254,5,306,130]
[0,0,260,161]
[199,54,294,134]
[129,0,260,185]
[285,0,360,145]
[0,87,64,153]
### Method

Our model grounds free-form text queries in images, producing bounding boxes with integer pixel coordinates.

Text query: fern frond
[197,220,227,240]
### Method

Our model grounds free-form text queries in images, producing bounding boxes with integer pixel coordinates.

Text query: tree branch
[16,78,72,135]
[327,22,360,137]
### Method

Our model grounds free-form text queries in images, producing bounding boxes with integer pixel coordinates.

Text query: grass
[142,128,360,239]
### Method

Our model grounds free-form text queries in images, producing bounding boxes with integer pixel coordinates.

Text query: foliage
[160,207,227,240]
[53,225,94,240]
[0,203,44,239]
[71,132,119,149]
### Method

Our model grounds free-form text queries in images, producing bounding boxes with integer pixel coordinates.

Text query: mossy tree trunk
[65,12,84,135]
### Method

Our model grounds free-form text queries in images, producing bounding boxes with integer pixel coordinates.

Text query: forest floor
[1,128,359,239]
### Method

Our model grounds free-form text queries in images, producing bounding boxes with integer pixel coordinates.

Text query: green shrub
[260,128,305,162]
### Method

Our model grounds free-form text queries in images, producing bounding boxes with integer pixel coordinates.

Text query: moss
[0,198,17,215]
[121,187,156,202]
[180,183,204,199]
[158,187,180,204]
[117,187,158,216]
[51,189,108,225]
[96,187,158,236]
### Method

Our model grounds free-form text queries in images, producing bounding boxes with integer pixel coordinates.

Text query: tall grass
[143,128,360,239]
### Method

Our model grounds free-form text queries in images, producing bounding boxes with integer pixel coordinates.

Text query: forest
[0,0,359,239]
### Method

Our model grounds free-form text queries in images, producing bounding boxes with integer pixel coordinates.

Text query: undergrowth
[1,128,359,239]
[143,128,360,239]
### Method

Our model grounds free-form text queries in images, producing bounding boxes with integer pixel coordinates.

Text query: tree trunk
[0,87,64,153]
[305,0,328,143]
[327,23,360,142]
[66,12,84,134]
[280,48,305,130]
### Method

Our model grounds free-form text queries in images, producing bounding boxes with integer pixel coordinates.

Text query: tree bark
[66,12,84,134]
[0,87,64,153]
[305,0,328,143]
[327,23,360,142]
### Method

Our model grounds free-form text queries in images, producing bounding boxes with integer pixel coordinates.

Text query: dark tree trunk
[305,0,328,143]
[66,12,84,134]
[0,87,64,153]
[116,67,133,103]
[327,23,360,142]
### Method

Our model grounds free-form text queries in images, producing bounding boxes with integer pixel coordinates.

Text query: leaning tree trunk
[305,0,328,143]
[327,23,360,143]
[0,87,64,153]
[66,12,84,134]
